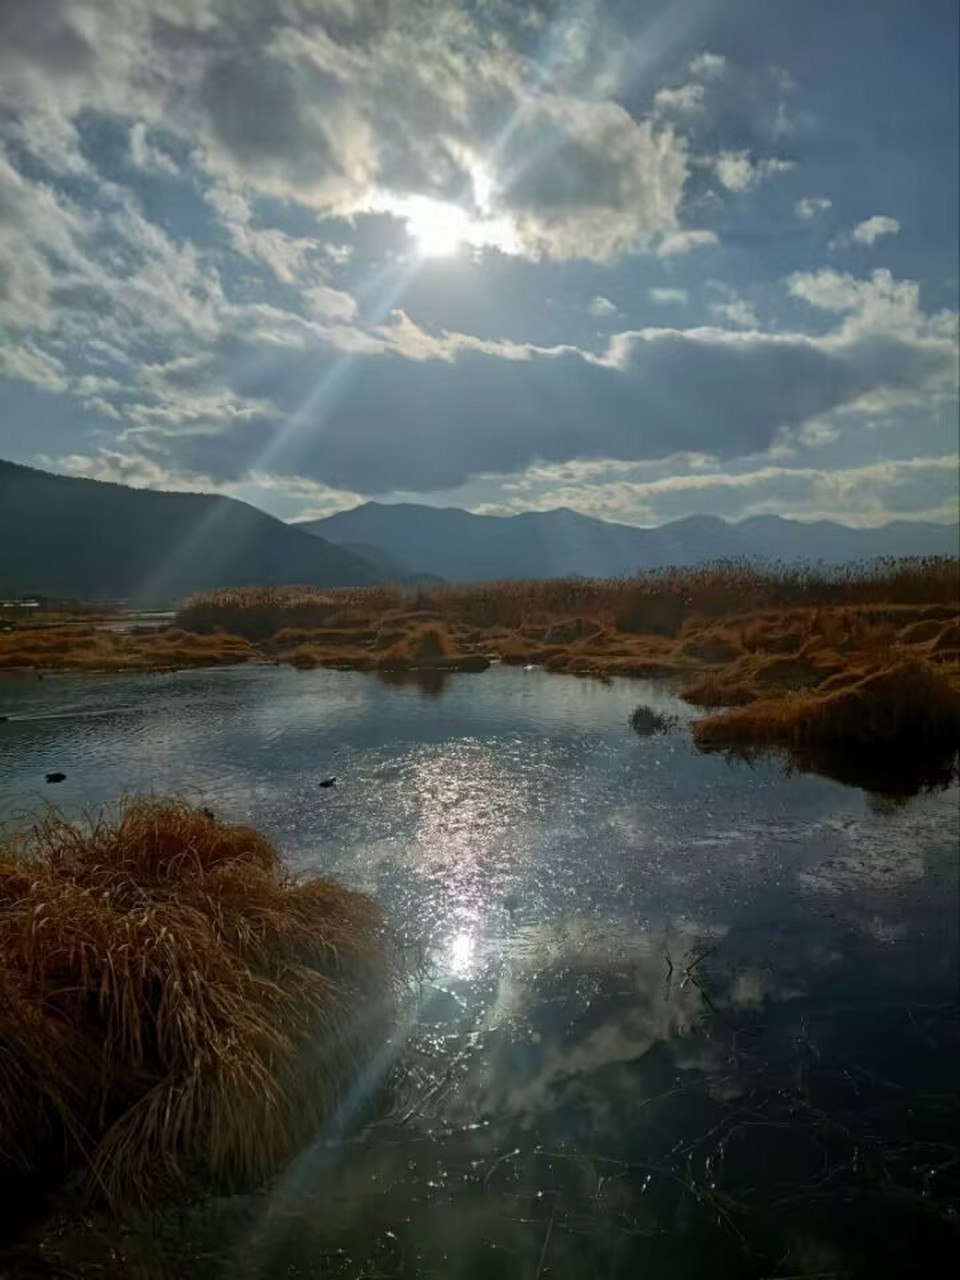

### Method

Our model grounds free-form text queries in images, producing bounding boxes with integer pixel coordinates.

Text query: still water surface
[1,665,957,1277]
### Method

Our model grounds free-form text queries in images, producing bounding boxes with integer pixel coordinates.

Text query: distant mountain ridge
[299,501,959,582]
[2,458,954,605]
[0,460,377,603]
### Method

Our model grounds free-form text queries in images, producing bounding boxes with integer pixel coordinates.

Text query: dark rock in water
[0,715,8,723]
[45,771,66,784]
[319,777,337,788]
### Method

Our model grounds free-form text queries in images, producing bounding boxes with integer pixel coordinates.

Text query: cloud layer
[0,0,957,528]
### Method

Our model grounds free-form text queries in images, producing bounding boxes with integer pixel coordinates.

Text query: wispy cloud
[795,195,832,220]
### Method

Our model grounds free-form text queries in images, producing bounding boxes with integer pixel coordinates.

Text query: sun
[403,195,472,257]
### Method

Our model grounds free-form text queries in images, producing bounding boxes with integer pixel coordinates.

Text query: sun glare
[403,195,472,257]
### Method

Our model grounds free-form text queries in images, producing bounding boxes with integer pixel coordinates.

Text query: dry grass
[0,625,257,672]
[169,559,958,683]
[0,799,397,1209]
[377,622,456,667]
[5,563,958,775]
[174,558,960,638]
[693,660,960,751]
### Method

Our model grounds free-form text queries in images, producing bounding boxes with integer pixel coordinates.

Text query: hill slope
[299,502,959,581]
[0,460,377,603]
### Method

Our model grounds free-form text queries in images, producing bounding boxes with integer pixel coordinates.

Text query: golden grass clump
[0,625,257,671]
[681,678,758,708]
[693,660,960,752]
[0,800,397,1208]
[374,622,489,672]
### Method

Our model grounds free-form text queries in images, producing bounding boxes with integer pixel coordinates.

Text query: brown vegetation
[174,557,959,638]
[693,660,960,750]
[4,560,957,783]
[0,625,256,672]
[0,800,396,1208]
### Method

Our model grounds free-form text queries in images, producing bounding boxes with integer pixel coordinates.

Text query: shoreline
[4,561,958,796]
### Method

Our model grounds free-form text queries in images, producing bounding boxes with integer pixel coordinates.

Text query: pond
[1,664,957,1277]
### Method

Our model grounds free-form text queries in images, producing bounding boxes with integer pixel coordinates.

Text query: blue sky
[1,0,957,527]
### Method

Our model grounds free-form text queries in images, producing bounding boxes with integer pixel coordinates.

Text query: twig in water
[535,1207,555,1279]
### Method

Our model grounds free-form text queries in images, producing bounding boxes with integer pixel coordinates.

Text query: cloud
[712,149,794,192]
[795,195,832,221]
[0,3,954,524]
[709,298,759,328]
[494,100,690,260]
[829,216,901,251]
[786,268,950,340]
[0,0,709,266]
[587,295,618,317]
[121,287,955,494]
[657,229,719,256]
[689,52,727,79]
[488,455,960,527]
[0,0,825,284]
[850,214,901,245]
[128,122,179,175]
[0,342,69,393]
[707,280,759,328]
[653,84,705,115]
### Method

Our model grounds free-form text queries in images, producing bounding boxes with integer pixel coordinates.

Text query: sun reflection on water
[445,930,478,978]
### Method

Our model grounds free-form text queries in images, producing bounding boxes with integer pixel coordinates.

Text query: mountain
[298,501,959,582]
[0,460,377,604]
[329,540,443,585]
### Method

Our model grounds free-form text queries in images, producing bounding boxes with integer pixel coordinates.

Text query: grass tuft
[629,704,678,736]
[0,799,397,1209]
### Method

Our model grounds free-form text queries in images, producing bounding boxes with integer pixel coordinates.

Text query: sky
[0,0,957,529]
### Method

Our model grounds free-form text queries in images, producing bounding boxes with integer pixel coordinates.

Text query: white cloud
[707,280,759,328]
[494,455,960,528]
[0,342,69,393]
[713,149,794,192]
[653,84,705,114]
[657,229,718,256]
[129,122,178,175]
[709,297,759,328]
[850,214,901,245]
[588,295,618,317]
[786,268,937,333]
[649,288,688,305]
[689,52,727,79]
[795,195,832,221]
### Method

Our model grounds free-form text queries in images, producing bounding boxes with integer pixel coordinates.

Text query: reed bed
[0,800,397,1209]
[175,558,959,638]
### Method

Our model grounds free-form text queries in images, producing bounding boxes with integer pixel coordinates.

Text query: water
[1,664,957,1277]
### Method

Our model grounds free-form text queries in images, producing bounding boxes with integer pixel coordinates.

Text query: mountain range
[0,459,375,603]
[299,501,959,581]
[1,458,956,604]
